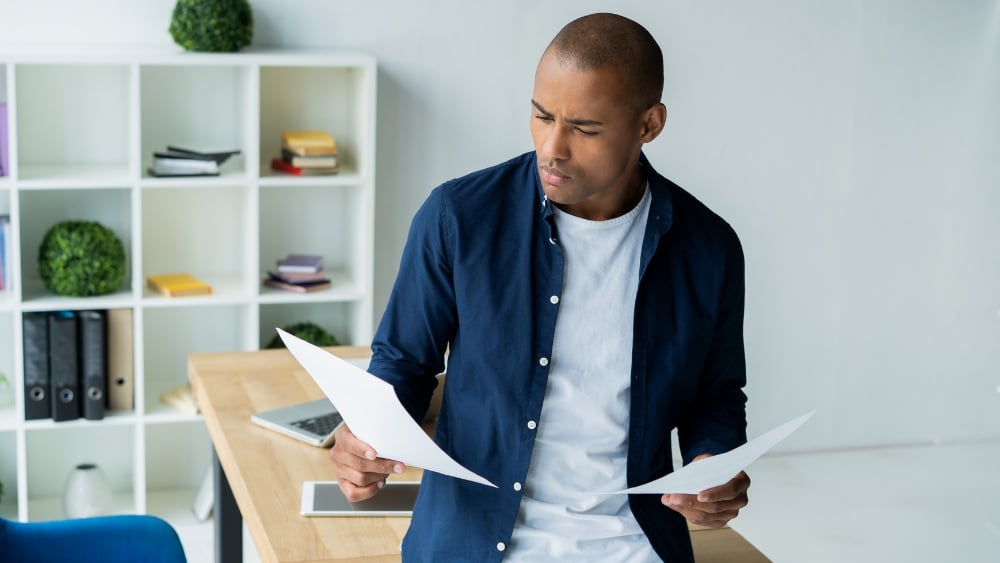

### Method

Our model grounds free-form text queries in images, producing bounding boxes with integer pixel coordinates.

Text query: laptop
[250,357,370,447]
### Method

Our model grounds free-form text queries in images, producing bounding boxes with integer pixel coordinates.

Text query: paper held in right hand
[601,411,814,495]
[277,329,497,488]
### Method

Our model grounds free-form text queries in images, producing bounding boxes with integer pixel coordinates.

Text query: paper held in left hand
[601,411,814,495]
[277,329,497,488]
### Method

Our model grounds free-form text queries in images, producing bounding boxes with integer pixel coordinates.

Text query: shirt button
[513,482,522,492]
[548,237,557,245]
[538,357,549,367]
[549,295,559,304]
[497,542,506,552]
[527,420,537,430]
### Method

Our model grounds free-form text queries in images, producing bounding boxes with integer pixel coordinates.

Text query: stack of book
[148,145,240,177]
[265,253,331,293]
[270,130,339,176]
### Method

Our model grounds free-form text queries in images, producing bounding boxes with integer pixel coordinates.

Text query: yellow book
[146,273,212,297]
[281,130,337,152]
[280,141,337,157]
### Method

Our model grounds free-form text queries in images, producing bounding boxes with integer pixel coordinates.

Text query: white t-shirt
[506,187,655,561]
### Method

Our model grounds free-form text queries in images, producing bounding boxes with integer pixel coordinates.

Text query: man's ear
[640,103,667,143]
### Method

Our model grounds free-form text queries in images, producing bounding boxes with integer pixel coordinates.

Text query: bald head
[544,13,663,111]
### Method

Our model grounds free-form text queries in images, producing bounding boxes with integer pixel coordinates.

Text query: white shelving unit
[0,48,376,532]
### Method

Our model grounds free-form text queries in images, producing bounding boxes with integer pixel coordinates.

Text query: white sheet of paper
[277,329,497,488]
[602,411,814,495]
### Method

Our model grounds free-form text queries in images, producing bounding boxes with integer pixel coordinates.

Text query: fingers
[697,470,750,503]
[661,470,750,528]
[337,475,386,502]
[662,492,746,527]
[328,424,406,502]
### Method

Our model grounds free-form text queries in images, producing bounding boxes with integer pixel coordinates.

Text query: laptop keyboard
[291,412,344,437]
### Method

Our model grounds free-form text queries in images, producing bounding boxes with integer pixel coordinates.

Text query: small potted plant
[38,220,126,297]
[170,0,254,53]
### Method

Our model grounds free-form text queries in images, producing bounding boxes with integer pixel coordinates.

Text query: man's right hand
[329,423,407,502]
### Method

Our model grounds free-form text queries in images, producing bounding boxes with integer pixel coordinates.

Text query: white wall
[3,0,998,452]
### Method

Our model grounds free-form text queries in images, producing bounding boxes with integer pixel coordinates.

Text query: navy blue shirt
[369,151,747,562]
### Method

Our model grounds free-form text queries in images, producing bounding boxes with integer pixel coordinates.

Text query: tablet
[300,480,419,516]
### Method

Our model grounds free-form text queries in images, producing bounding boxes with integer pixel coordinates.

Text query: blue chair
[0,514,187,563]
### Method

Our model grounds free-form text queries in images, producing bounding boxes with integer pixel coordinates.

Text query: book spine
[79,310,107,421]
[22,312,51,420]
[281,148,338,167]
[49,311,81,422]
[271,157,304,176]
[106,309,134,412]
[264,279,308,293]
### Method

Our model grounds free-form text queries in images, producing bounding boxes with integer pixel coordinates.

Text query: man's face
[530,49,663,220]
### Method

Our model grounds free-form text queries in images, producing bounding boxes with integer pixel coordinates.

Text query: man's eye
[577,128,598,136]
[535,115,553,121]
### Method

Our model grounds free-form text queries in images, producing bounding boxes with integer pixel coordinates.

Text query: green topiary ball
[169,0,254,53]
[266,322,340,349]
[39,221,126,297]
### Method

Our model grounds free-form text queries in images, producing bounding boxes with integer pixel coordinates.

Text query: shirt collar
[533,151,674,233]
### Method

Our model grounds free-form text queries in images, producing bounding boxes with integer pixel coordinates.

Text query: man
[332,12,750,562]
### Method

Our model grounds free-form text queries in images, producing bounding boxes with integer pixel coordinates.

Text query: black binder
[78,310,107,421]
[48,311,80,422]
[22,312,51,420]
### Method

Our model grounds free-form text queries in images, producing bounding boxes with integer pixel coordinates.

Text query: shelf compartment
[142,304,251,416]
[141,185,254,299]
[140,64,251,179]
[14,64,131,182]
[143,421,210,498]
[259,64,374,179]
[0,430,17,519]
[259,183,367,297]
[18,188,133,303]
[24,424,136,520]
[0,310,15,428]
[145,487,212,542]
[259,301,359,349]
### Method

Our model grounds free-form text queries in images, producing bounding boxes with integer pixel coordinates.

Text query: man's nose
[539,125,570,161]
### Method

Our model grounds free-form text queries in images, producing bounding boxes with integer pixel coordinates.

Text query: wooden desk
[189,347,770,563]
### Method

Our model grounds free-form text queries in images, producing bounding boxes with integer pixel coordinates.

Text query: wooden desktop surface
[188,347,769,563]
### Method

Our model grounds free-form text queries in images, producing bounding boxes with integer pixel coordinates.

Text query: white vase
[62,463,111,518]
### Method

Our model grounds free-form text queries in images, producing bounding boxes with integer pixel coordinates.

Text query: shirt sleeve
[368,186,458,422]
[678,224,749,464]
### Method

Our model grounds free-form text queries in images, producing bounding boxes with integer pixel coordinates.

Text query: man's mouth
[540,165,570,186]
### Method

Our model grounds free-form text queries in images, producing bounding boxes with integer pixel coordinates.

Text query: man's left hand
[661,454,750,528]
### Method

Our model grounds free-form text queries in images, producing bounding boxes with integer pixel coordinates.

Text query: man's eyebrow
[531,100,603,127]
